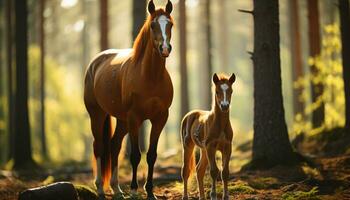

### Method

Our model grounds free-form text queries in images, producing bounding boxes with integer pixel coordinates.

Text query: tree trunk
[199,0,213,110]
[179,0,189,120]
[81,0,90,77]
[218,0,228,73]
[13,0,34,169]
[39,0,48,160]
[100,0,108,50]
[339,0,350,128]
[289,0,304,117]
[251,0,296,168]
[5,0,14,161]
[132,0,147,152]
[307,0,324,128]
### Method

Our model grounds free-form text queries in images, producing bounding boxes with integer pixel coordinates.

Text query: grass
[282,187,320,200]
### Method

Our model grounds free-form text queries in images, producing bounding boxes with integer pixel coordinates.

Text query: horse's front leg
[127,114,142,196]
[207,144,219,200]
[145,111,169,200]
[221,143,232,200]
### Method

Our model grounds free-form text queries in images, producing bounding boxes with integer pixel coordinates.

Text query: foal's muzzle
[220,104,230,112]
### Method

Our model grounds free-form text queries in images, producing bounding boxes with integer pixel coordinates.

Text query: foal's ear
[229,73,236,84]
[148,0,155,14]
[213,73,219,84]
[166,0,173,14]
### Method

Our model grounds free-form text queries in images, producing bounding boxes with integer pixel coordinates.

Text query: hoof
[210,192,217,200]
[182,195,189,200]
[112,192,125,200]
[222,195,229,200]
[98,194,106,200]
[130,190,141,199]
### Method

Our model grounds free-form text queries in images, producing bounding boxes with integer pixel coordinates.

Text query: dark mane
[132,9,173,63]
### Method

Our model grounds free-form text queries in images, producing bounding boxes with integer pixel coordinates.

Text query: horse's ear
[148,0,155,14]
[229,73,236,84]
[213,73,219,84]
[166,0,173,14]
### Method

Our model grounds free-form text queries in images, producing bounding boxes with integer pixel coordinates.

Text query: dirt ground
[1,128,350,200]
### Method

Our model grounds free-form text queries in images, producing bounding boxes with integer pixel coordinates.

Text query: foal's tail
[101,115,113,189]
[181,114,196,178]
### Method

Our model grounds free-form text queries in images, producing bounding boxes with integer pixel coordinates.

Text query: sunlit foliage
[292,23,345,136]
[28,46,91,163]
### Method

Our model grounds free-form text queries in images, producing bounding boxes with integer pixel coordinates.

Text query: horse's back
[84,49,133,114]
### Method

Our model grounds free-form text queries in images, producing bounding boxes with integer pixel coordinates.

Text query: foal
[181,73,236,200]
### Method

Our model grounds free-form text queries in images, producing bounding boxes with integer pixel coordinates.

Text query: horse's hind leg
[110,119,128,197]
[88,107,107,196]
[196,149,208,200]
[181,119,195,200]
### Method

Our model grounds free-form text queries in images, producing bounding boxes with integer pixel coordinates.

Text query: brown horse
[84,1,174,199]
[181,73,236,200]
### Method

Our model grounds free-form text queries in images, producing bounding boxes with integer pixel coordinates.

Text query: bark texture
[339,0,350,129]
[251,0,296,168]
[307,0,324,128]
[13,0,34,169]
[289,0,304,117]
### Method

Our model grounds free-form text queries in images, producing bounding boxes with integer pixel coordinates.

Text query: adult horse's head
[213,73,236,112]
[148,0,174,57]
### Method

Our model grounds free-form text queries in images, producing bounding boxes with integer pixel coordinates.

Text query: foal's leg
[145,111,169,200]
[207,144,219,200]
[127,114,142,196]
[196,149,208,200]
[181,138,195,200]
[221,144,232,200]
[110,119,128,198]
[89,109,107,197]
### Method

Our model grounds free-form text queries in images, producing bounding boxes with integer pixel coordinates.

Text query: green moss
[282,187,320,200]
[229,184,257,194]
[248,177,279,189]
[74,185,98,200]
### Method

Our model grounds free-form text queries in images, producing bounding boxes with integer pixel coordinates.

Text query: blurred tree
[218,0,228,72]
[39,0,47,159]
[13,0,35,169]
[179,0,189,121]
[81,0,90,76]
[199,0,212,110]
[339,0,350,128]
[289,0,304,118]
[251,0,296,168]
[132,0,147,152]
[307,0,324,129]
[100,0,108,50]
[5,0,14,161]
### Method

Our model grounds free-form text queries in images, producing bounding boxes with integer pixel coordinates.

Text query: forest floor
[1,127,350,200]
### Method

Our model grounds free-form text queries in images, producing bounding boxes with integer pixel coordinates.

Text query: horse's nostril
[159,45,163,52]
[168,44,172,52]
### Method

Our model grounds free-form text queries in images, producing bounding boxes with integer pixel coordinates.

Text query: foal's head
[148,0,174,57]
[213,73,236,112]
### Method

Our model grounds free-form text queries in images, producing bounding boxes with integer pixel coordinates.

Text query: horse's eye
[151,21,157,29]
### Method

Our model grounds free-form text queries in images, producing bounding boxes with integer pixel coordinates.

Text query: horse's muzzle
[159,44,172,57]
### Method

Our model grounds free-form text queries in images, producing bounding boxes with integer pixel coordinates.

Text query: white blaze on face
[220,84,230,108]
[158,15,169,49]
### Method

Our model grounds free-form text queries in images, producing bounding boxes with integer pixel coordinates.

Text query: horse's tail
[101,115,113,189]
[181,114,196,178]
